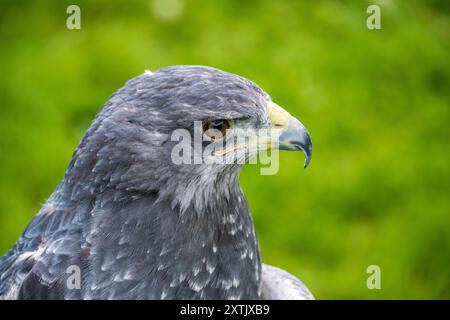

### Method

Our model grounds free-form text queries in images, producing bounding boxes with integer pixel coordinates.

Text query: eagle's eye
[203,119,230,141]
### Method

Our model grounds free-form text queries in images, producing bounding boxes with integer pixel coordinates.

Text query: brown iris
[202,119,230,140]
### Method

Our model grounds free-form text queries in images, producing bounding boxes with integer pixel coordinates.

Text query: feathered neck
[52,166,263,299]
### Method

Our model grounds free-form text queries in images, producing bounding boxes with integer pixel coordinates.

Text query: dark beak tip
[287,140,312,169]
[303,145,312,169]
[303,155,311,169]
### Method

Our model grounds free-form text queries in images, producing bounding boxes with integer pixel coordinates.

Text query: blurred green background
[0,0,449,299]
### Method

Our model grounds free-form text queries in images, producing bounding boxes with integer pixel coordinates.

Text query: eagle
[0,65,313,300]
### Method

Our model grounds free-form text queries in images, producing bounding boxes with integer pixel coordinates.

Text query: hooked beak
[267,101,313,168]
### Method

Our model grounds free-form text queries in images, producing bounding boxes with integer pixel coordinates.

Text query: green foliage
[0,0,448,299]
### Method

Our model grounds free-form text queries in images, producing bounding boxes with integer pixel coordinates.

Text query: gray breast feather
[260,264,314,300]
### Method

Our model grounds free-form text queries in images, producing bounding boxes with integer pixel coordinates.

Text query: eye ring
[202,119,231,141]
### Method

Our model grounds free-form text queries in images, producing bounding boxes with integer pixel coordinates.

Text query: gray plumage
[261,264,314,300]
[0,65,313,300]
